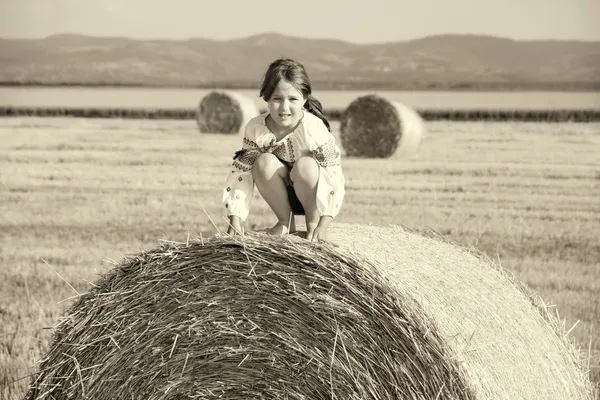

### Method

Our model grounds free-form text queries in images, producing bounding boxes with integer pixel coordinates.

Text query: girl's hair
[259,58,331,132]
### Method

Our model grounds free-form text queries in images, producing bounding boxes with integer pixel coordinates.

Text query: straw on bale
[339,94,424,158]
[25,224,593,400]
[196,91,259,134]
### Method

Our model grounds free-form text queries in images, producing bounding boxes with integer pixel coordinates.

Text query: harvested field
[0,117,599,399]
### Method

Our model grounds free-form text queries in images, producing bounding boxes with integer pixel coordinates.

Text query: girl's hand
[227,225,243,235]
[306,216,332,242]
[306,225,328,242]
[227,216,244,235]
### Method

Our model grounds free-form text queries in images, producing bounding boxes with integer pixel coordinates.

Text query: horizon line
[1,31,599,45]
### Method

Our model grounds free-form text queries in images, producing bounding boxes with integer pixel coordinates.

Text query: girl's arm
[308,124,346,220]
[222,125,262,231]
[227,215,243,235]
[303,118,346,241]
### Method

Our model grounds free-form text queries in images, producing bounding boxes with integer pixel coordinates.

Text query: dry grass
[23,233,478,400]
[1,117,599,399]
[20,226,593,399]
[330,223,593,399]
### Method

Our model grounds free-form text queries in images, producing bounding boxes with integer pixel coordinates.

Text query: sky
[1,0,600,43]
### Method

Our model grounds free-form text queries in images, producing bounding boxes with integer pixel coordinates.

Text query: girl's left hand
[306,216,332,242]
[306,226,328,242]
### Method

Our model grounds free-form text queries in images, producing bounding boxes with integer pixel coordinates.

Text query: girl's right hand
[227,216,244,235]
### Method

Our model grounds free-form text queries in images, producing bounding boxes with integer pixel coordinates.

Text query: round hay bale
[328,224,593,399]
[196,91,259,134]
[339,94,425,158]
[25,224,593,399]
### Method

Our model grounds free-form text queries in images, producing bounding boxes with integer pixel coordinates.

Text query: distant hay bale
[340,94,425,158]
[196,91,259,134]
[25,224,592,399]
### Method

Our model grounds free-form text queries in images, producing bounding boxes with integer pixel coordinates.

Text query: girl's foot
[266,221,296,236]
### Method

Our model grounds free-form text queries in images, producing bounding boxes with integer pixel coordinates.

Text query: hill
[1,33,599,90]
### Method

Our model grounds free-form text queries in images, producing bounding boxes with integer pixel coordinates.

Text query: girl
[222,58,345,242]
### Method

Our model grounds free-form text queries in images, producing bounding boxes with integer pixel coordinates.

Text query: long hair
[259,58,331,132]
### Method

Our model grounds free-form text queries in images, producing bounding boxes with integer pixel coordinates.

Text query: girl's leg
[290,156,320,234]
[251,153,295,234]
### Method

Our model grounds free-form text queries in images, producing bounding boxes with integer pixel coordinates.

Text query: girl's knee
[252,153,284,178]
[291,156,319,183]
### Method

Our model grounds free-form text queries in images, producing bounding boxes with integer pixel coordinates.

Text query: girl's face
[266,79,306,133]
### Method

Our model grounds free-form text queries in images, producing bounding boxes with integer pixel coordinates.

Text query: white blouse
[222,111,346,221]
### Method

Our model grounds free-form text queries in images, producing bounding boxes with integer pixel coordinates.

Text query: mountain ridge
[1,32,599,90]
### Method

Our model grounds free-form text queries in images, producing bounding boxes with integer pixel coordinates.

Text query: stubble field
[0,117,599,399]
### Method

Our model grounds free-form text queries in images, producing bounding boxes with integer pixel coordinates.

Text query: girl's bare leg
[251,153,296,235]
[290,156,320,237]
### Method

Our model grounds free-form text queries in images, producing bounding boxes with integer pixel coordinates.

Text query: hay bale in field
[327,224,593,399]
[196,91,259,134]
[340,94,424,158]
[25,224,592,400]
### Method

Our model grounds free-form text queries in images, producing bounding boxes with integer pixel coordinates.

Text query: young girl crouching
[222,58,345,242]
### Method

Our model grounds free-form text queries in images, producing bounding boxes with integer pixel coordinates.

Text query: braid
[305,94,331,132]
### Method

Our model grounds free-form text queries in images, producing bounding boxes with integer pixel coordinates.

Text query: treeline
[1,80,600,91]
[2,106,600,122]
